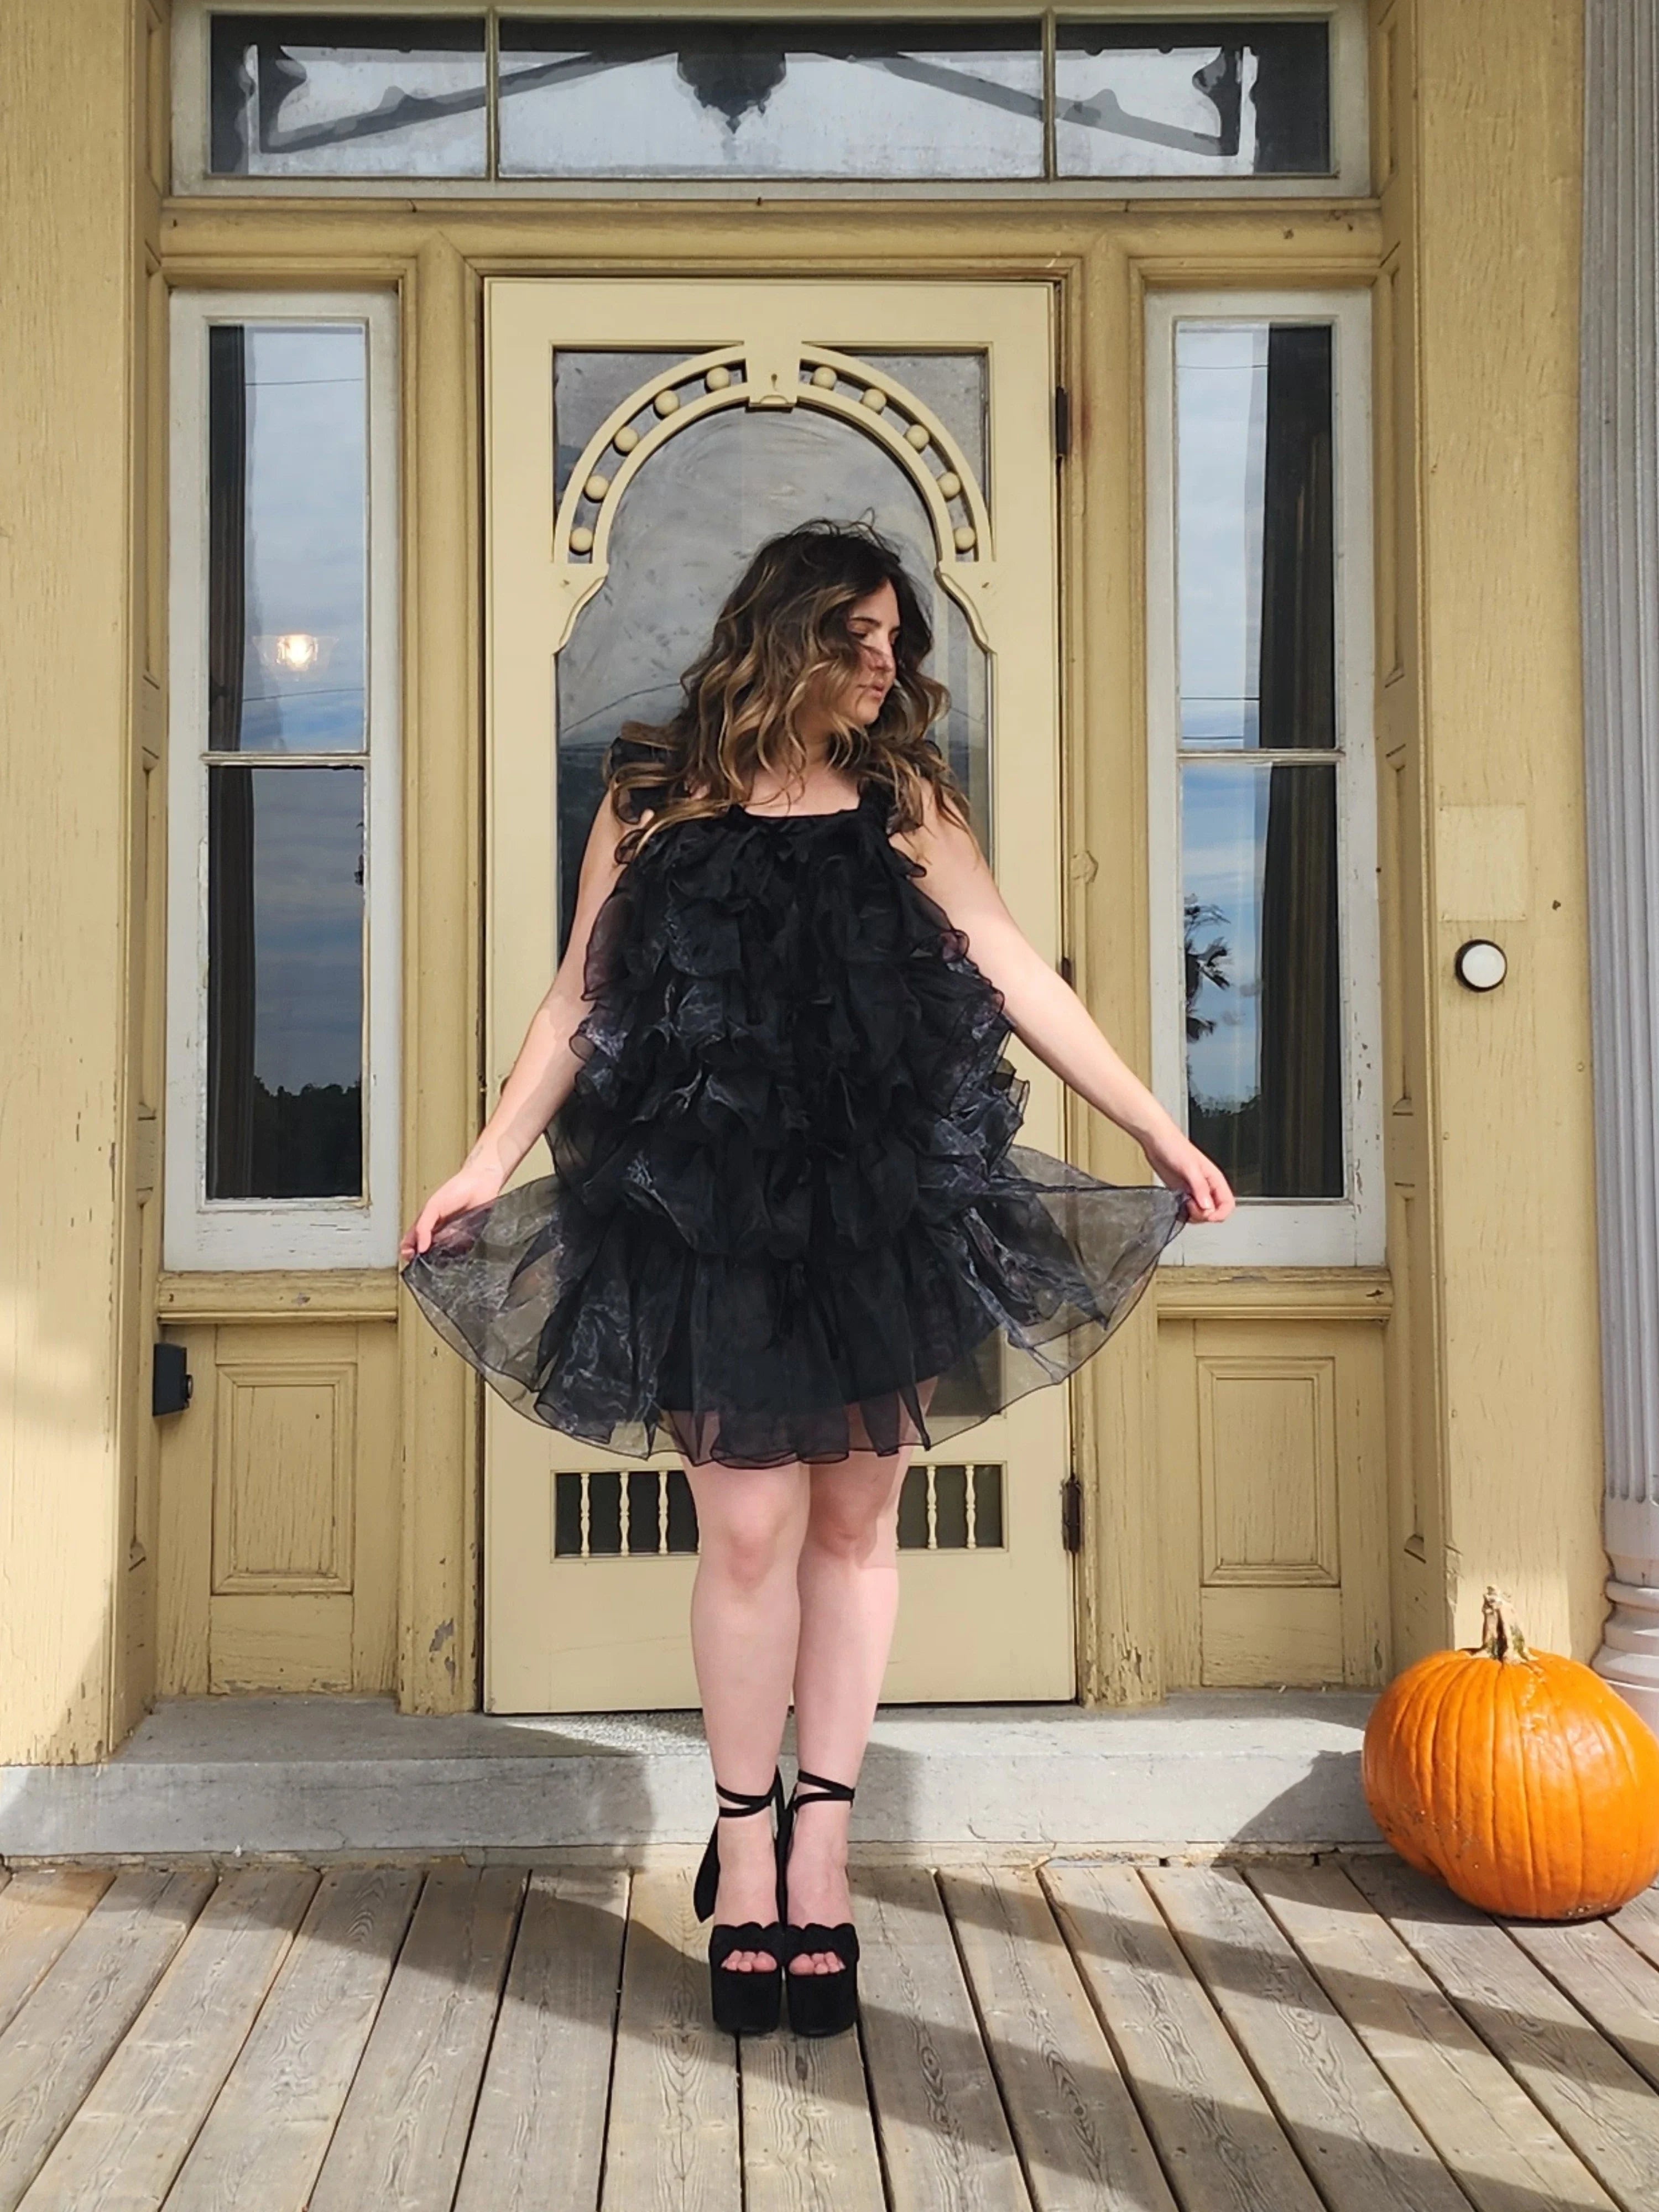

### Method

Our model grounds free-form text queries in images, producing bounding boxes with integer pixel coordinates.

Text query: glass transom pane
[207,321,368,753]
[1176,320,1334,750]
[210,14,487,176]
[498,18,1044,179]
[1056,19,1330,178]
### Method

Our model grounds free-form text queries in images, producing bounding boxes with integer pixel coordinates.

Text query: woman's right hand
[399,1160,509,1265]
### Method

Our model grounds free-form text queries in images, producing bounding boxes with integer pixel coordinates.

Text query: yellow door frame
[154,200,1385,1715]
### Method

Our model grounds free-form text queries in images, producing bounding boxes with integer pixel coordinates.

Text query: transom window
[173,4,1368,194]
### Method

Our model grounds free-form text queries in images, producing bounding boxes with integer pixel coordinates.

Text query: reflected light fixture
[253,631,336,676]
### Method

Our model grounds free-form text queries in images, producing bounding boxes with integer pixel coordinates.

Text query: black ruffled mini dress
[400,775,1188,1468]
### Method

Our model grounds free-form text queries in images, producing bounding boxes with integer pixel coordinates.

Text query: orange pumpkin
[1362,1586,1659,1918]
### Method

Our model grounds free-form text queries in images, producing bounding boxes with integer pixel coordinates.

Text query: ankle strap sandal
[780,1769,861,2038]
[694,1772,786,2037]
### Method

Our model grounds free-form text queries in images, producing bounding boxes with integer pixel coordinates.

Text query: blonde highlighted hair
[605,519,971,857]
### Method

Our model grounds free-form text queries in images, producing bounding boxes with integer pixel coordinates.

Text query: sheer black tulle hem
[399,1147,1188,1468]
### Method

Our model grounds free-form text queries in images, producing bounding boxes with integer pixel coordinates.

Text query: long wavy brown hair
[605,520,971,859]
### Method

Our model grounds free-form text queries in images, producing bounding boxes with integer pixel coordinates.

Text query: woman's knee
[691,1471,806,1592]
[805,1460,904,1565]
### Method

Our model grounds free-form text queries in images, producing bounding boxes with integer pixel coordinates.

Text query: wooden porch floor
[0,1852,1657,2211]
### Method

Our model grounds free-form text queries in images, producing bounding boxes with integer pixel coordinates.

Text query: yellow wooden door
[483,276,1071,1710]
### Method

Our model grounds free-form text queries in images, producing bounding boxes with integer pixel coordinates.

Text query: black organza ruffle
[401,782,1187,1467]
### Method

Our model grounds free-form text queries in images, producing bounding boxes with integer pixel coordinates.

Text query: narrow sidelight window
[1147,295,1380,1266]
[168,293,400,1267]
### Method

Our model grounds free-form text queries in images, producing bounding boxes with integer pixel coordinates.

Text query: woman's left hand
[1144,1131,1236,1224]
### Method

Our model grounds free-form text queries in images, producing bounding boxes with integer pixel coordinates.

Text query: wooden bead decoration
[953,524,977,552]
[706,365,731,390]
[937,471,962,500]
[811,365,838,388]
[570,525,594,555]
[654,389,680,416]
[613,425,639,453]
[583,473,610,502]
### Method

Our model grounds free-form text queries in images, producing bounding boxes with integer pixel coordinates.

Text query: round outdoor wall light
[1454,938,1508,991]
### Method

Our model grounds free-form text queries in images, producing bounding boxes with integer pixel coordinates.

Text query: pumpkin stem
[1479,1585,1533,1663]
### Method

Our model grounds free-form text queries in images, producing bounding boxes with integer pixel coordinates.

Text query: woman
[401,520,1234,2039]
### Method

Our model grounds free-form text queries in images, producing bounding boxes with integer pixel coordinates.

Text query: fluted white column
[1582,0,1659,1725]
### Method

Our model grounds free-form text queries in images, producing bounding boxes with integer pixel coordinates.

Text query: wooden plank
[0,1869,112,2039]
[742,1978,884,2212]
[599,1863,739,2212]
[1504,1912,1659,2095]
[1609,1884,1659,1970]
[940,1865,1177,2212]
[1248,1859,1615,2212]
[455,1868,629,2212]
[853,1862,1030,2212]
[165,1866,421,2211]
[1044,1862,1325,2212]
[1348,1855,1659,2212]
[17,1865,316,2212]
[310,1864,525,2212]
[0,1869,214,2212]
[1146,1864,1469,2212]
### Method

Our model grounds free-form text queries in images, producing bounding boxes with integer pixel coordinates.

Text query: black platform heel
[693,1772,786,2036]
[780,1768,861,2038]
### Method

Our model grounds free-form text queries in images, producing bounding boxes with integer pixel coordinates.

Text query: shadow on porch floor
[0,1847,1655,2209]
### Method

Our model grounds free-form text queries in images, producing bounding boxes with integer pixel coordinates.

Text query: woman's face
[838,580,901,726]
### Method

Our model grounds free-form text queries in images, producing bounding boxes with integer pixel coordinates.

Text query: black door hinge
[1061,1473,1083,1553]
[1055,385,1072,461]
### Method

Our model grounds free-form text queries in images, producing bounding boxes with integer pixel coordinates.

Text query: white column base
[1594,1578,1659,1735]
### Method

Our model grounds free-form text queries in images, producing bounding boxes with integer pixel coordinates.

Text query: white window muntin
[1145,286,1381,1266]
[165,286,402,1269]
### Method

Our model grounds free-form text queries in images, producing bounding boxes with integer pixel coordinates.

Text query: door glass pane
[553,351,696,504]
[207,321,368,754]
[499,18,1044,179]
[1183,759,1343,1198]
[1176,321,1334,750]
[550,359,1000,1415]
[856,350,989,495]
[207,764,366,1199]
[552,390,990,954]
[1055,19,1329,178]
[210,13,487,177]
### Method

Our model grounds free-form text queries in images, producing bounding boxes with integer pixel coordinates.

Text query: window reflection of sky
[1177,323,1267,748]
[499,38,1045,178]
[212,24,1321,182]
[212,29,488,176]
[1183,760,1269,1113]
[237,324,367,752]
[241,766,365,1095]
[1179,324,1270,1117]
[1055,48,1260,176]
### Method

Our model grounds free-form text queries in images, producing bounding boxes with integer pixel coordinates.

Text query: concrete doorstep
[0,1691,1383,1861]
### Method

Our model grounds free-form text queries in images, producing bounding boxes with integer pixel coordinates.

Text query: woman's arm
[400,794,632,1259]
[900,787,1234,1224]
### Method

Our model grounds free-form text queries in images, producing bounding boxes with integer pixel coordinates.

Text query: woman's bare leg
[684,1458,810,1972]
[787,1442,914,1974]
